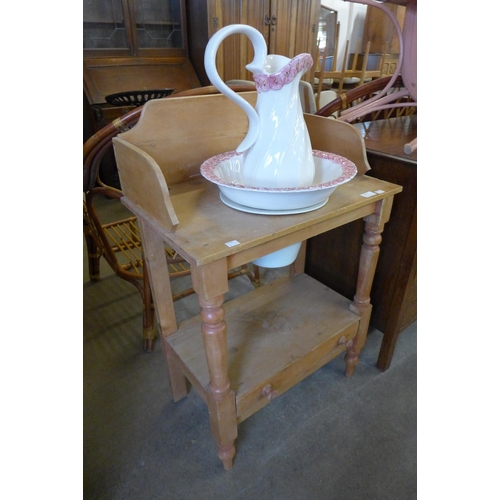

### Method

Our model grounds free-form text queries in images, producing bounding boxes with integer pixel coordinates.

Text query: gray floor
[83,202,417,500]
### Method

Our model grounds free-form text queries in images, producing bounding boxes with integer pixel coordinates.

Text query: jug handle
[204,24,267,153]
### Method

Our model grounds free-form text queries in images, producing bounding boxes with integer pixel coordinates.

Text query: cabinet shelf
[168,273,360,423]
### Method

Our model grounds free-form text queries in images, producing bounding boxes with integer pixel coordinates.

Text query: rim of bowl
[200,149,357,192]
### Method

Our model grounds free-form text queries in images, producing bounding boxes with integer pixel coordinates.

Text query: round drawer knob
[338,336,353,349]
[262,384,279,401]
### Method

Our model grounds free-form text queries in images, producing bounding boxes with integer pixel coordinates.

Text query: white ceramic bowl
[200,150,357,212]
[252,242,302,268]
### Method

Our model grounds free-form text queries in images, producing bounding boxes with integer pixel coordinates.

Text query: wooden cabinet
[305,115,417,371]
[83,0,201,187]
[83,0,188,57]
[84,0,200,131]
[187,0,321,85]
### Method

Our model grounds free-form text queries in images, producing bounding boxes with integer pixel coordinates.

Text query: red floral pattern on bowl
[200,149,357,212]
[201,149,357,192]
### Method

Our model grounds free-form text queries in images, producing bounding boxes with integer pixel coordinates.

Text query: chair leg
[142,263,156,352]
[250,264,260,287]
[84,225,101,281]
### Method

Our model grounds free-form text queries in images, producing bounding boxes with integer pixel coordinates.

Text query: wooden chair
[315,75,416,123]
[83,84,258,352]
[315,36,387,100]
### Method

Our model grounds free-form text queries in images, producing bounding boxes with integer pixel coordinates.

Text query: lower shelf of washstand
[167,273,361,423]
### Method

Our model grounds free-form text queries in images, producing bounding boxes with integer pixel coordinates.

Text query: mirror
[316,5,338,71]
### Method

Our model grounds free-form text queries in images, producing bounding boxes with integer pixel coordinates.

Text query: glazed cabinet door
[84,0,187,57]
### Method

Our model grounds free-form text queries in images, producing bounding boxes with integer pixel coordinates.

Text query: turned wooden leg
[346,203,388,376]
[345,306,372,376]
[191,260,237,470]
[139,221,188,401]
[199,294,238,470]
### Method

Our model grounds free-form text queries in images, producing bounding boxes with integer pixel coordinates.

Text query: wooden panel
[241,0,270,80]
[299,0,322,83]
[398,252,416,330]
[304,114,371,176]
[207,0,269,82]
[362,4,406,54]
[113,137,180,232]
[192,0,320,83]
[271,0,314,58]
[186,0,211,85]
[117,91,258,185]
[269,0,295,56]
[83,56,201,104]
[270,0,320,83]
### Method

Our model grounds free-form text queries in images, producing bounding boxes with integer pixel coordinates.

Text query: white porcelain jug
[204,24,315,189]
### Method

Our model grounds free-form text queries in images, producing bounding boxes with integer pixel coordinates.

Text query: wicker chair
[83,84,259,352]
